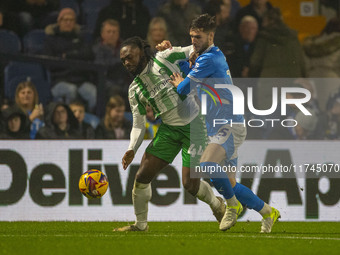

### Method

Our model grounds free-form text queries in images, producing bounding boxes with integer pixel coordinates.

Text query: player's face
[190,29,211,54]
[70,104,85,123]
[18,87,35,107]
[120,45,146,75]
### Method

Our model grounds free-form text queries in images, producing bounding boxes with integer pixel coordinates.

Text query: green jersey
[128,46,198,127]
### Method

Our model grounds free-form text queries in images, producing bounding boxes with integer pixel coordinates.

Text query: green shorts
[146,115,207,167]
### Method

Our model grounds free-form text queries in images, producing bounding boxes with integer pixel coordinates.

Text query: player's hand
[189,51,199,68]
[156,40,172,51]
[170,72,184,88]
[122,150,135,170]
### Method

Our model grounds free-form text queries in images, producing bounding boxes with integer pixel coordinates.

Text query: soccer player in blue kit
[166,14,280,233]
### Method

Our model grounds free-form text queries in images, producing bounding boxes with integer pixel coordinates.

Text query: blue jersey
[177,46,244,135]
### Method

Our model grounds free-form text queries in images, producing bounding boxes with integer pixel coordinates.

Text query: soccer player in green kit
[114,37,226,231]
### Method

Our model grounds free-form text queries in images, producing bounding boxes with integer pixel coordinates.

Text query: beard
[196,41,210,55]
[130,56,148,76]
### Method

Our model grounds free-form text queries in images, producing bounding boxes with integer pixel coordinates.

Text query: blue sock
[200,161,235,199]
[233,183,264,211]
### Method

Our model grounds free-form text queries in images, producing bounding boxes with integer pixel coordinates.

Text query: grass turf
[0,222,339,255]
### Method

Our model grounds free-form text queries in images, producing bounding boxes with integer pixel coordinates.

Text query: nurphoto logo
[200,83,312,128]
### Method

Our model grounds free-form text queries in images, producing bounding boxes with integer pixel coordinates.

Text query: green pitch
[0,222,339,255]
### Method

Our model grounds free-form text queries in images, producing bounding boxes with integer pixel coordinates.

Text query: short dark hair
[101,19,120,33]
[69,100,85,108]
[189,13,217,33]
[263,8,282,26]
[121,36,154,62]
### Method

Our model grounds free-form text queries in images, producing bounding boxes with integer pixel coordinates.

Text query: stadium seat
[23,29,46,54]
[124,112,133,123]
[143,0,167,17]
[80,30,93,44]
[0,29,22,54]
[4,62,52,105]
[84,112,100,129]
[81,0,111,32]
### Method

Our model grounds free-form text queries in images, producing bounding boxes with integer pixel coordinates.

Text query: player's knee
[135,171,152,184]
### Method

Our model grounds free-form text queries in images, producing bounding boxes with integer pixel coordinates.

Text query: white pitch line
[0,234,339,241]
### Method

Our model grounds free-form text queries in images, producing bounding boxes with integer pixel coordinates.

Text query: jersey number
[188,144,204,157]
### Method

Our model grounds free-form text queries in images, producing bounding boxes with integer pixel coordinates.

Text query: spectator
[249,8,305,109]
[144,105,161,139]
[303,18,340,110]
[36,102,81,139]
[95,95,132,139]
[324,89,340,139]
[249,8,305,78]
[0,105,30,139]
[69,100,95,139]
[303,18,340,78]
[234,0,273,31]
[263,80,321,140]
[287,81,321,140]
[93,19,122,66]
[44,8,96,112]
[292,78,320,113]
[15,80,44,139]
[229,0,241,20]
[147,17,168,52]
[0,98,11,111]
[142,0,168,17]
[0,3,19,33]
[158,0,201,46]
[204,0,233,52]
[94,0,151,41]
[0,110,2,134]
[6,0,59,37]
[227,15,258,78]
[92,18,130,105]
[294,109,320,140]
[320,0,338,21]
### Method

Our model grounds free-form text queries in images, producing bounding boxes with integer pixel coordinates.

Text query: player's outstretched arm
[122,150,135,170]
[156,40,172,51]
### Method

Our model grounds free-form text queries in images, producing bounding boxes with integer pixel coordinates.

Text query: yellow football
[79,169,109,199]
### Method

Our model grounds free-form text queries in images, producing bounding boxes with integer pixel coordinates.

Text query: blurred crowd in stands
[0,0,339,140]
